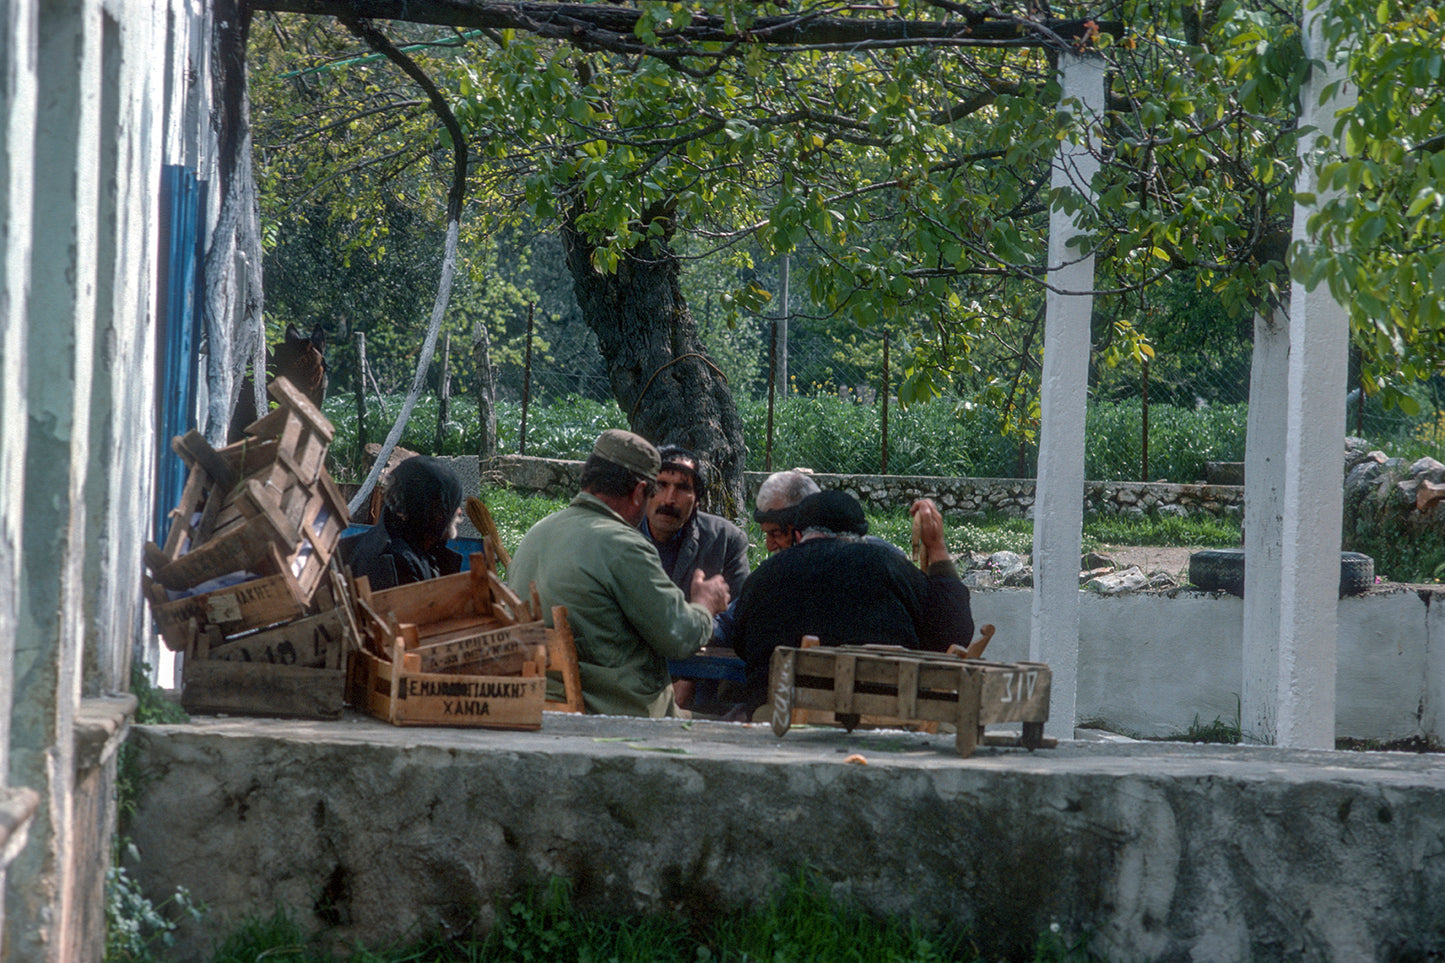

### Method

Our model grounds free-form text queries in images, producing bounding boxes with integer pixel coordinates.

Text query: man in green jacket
[508,429,731,717]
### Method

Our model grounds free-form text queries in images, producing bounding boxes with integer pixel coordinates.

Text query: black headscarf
[382,456,464,552]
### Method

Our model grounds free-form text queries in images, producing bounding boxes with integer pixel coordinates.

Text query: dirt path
[1093,544,1203,580]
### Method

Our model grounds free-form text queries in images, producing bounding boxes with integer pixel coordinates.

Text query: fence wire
[324,306,1434,489]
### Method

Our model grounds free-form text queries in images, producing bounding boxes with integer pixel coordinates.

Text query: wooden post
[881,333,890,475]
[519,303,534,456]
[765,320,777,472]
[1141,357,1150,482]
[435,330,451,453]
[775,254,789,398]
[473,320,498,462]
[354,331,367,468]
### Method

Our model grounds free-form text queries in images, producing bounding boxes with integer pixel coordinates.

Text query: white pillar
[0,0,39,943]
[1241,304,1289,743]
[1276,3,1354,748]
[1031,52,1105,740]
[9,0,102,957]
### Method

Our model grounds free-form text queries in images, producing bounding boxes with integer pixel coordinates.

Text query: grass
[203,873,1107,962]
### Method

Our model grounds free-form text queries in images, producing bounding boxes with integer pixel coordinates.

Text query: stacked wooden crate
[349,544,583,729]
[143,376,356,718]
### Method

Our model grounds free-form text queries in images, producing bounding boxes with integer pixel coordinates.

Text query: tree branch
[337,13,471,515]
[253,0,1121,54]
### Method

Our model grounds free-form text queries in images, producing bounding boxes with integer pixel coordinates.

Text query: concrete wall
[0,1,206,958]
[967,584,1442,743]
[0,0,40,947]
[125,716,1445,963]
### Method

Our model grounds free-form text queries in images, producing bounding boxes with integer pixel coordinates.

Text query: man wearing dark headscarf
[340,456,465,590]
[729,490,973,714]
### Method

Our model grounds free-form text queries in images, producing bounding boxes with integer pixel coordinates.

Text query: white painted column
[1276,4,1354,748]
[1030,52,1105,740]
[1241,304,1288,743]
[8,0,102,957]
[0,0,39,944]
[87,0,166,691]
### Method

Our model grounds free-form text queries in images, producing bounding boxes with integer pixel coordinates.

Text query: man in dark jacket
[729,490,974,714]
[640,445,750,600]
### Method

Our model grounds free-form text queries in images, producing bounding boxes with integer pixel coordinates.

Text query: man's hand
[690,569,731,616]
[909,498,949,569]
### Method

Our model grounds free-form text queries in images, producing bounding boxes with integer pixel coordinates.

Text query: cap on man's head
[591,429,661,480]
[794,490,869,536]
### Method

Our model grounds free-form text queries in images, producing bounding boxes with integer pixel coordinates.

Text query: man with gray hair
[707,469,821,654]
[728,490,973,714]
[509,429,731,717]
[751,469,821,554]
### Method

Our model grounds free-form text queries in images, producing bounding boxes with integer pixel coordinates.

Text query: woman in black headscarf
[341,456,465,590]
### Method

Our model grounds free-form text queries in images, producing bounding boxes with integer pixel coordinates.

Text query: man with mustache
[509,431,731,717]
[640,444,750,601]
[641,445,750,714]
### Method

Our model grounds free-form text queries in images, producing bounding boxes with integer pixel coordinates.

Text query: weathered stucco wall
[1,0,200,957]
[126,716,1445,963]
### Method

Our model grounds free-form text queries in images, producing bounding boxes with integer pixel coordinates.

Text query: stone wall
[1343,437,1445,547]
[467,455,1245,521]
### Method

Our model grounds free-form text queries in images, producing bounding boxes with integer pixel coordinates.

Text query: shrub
[326,391,1256,484]
[1084,399,1247,483]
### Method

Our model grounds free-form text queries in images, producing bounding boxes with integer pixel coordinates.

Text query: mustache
[653,505,684,518]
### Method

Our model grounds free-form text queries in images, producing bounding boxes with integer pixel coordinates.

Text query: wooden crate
[144,376,348,652]
[146,572,309,653]
[349,548,583,726]
[178,563,362,720]
[768,644,1052,758]
[348,643,548,729]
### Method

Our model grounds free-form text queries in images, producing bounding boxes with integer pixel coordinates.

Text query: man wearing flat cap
[728,490,974,714]
[508,429,732,717]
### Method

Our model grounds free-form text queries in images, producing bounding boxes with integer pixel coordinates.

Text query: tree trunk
[561,206,747,520]
[205,0,266,445]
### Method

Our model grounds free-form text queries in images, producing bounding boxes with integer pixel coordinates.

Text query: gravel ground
[1092,544,1204,580]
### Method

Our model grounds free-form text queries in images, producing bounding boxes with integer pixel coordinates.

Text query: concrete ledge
[0,786,41,867]
[127,713,1445,962]
[74,693,138,772]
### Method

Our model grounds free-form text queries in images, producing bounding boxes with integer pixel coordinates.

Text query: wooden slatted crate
[348,643,549,729]
[349,548,583,727]
[179,563,362,720]
[768,644,1052,758]
[143,375,347,653]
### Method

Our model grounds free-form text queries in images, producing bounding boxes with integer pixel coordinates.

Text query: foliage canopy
[248,0,1444,442]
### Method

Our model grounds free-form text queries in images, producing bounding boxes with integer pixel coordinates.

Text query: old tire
[1188,548,1375,597]
[1189,548,1245,597]
[1338,551,1375,596]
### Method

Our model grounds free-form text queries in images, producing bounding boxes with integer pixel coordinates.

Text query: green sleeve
[608,533,713,659]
